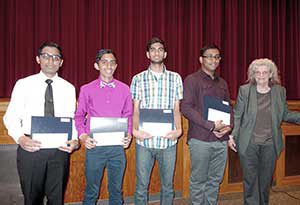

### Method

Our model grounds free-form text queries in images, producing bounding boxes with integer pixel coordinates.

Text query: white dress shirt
[3,71,77,143]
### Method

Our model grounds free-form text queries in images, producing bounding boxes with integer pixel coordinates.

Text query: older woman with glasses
[228,58,300,205]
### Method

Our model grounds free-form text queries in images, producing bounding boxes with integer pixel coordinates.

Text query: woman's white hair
[247,58,281,84]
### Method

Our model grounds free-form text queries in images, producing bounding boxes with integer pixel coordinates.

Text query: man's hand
[213,126,231,138]
[18,135,41,152]
[59,139,79,153]
[162,129,182,141]
[228,135,237,152]
[132,129,152,141]
[80,134,97,149]
[123,134,132,148]
[214,120,227,132]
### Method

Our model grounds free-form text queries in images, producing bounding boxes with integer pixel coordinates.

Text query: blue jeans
[83,146,126,205]
[134,144,176,205]
[188,138,227,205]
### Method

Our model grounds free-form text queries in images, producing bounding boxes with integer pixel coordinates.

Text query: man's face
[146,42,167,64]
[36,46,63,78]
[199,48,221,73]
[94,53,117,81]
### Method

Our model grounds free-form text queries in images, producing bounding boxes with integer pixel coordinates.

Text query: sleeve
[130,75,141,101]
[180,76,215,131]
[71,119,78,140]
[175,74,183,101]
[3,80,26,143]
[231,86,247,141]
[224,82,234,128]
[74,87,88,136]
[281,87,300,123]
[122,88,133,134]
[69,87,78,140]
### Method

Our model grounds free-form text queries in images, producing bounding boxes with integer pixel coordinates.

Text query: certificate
[31,116,73,149]
[90,117,128,146]
[142,122,173,137]
[139,109,174,136]
[32,133,69,148]
[93,132,125,146]
[208,108,230,125]
[203,96,231,125]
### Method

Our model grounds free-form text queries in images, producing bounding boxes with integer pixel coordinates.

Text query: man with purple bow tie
[74,49,133,205]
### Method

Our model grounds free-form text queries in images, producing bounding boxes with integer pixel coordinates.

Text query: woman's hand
[228,135,237,152]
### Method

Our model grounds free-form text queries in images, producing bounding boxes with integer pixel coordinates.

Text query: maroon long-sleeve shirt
[181,69,231,142]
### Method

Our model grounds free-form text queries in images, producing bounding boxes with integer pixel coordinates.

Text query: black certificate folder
[31,116,72,139]
[203,95,231,125]
[31,116,73,149]
[139,109,174,136]
[139,109,174,126]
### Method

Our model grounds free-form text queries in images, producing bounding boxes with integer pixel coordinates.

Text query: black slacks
[16,146,69,205]
[239,142,277,205]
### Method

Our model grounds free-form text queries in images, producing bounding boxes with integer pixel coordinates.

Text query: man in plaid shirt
[130,37,183,205]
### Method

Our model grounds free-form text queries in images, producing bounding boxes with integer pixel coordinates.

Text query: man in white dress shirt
[3,41,78,205]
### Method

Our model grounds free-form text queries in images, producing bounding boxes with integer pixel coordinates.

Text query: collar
[147,65,167,76]
[39,71,58,83]
[198,69,219,81]
[99,77,116,88]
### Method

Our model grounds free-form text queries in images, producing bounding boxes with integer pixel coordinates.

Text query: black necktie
[44,79,54,116]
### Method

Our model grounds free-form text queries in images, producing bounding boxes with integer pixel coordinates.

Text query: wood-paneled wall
[0,98,184,203]
[1,99,300,202]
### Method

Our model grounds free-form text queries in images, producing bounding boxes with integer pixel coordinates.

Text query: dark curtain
[0,0,299,99]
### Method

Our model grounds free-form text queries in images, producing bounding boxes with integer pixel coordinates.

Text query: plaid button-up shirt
[130,66,183,149]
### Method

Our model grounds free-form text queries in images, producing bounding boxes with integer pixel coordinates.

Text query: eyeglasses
[254,70,270,76]
[40,53,62,64]
[99,59,117,66]
[149,47,165,53]
[202,55,222,61]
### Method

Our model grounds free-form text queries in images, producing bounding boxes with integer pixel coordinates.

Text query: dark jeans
[239,142,276,205]
[83,146,126,205]
[17,146,69,205]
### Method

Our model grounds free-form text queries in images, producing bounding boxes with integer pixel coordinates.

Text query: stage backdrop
[0,0,299,99]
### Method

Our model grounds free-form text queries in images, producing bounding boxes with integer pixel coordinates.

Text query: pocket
[201,83,229,100]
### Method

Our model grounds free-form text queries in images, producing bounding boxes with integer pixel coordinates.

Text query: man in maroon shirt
[181,44,231,205]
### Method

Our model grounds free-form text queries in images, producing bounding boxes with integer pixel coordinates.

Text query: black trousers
[239,142,277,205]
[16,146,69,205]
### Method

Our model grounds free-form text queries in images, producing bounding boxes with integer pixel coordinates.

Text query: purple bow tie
[100,81,116,88]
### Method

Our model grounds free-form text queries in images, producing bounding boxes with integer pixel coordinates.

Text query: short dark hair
[37,41,63,58]
[146,37,166,52]
[95,49,116,63]
[200,44,220,57]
